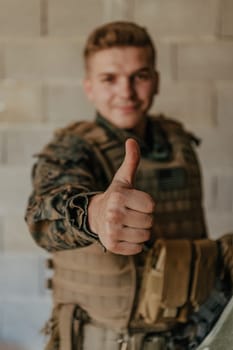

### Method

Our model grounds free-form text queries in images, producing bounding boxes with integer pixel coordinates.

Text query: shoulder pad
[151,114,183,129]
[54,120,109,145]
[150,114,201,146]
[186,131,201,146]
[55,121,95,137]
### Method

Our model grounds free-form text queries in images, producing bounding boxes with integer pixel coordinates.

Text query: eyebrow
[98,66,153,77]
[136,67,152,72]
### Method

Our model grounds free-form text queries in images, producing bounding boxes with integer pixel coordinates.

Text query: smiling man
[83,46,158,135]
[25,22,232,350]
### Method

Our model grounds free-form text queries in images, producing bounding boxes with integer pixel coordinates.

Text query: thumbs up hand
[87,138,155,255]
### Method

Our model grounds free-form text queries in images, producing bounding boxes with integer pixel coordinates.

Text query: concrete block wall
[0,0,232,349]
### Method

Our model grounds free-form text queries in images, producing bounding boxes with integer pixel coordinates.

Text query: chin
[121,114,144,129]
[120,122,143,132]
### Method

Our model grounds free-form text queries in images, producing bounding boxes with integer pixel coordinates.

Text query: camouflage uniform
[25,114,206,251]
[26,114,229,350]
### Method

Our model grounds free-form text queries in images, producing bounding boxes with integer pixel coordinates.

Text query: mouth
[116,104,139,113]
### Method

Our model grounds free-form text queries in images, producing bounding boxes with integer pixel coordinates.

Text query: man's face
[83,46,159,135]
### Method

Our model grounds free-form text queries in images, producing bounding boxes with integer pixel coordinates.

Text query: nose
[118,78,135,99]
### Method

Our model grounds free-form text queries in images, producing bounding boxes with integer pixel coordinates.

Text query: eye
[135,72,151,81]
[100,75,116,83]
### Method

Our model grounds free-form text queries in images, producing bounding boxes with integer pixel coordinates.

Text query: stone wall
[0,1,232,349]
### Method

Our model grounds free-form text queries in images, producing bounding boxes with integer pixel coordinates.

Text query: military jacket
[25,114,206,253]
[25,114,209,331]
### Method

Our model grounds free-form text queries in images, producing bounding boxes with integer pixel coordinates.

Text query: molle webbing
[79,115,207,240]
[49,115,207,333]
[52,243,136,331]
[135,239,218,327]
[58,304,76,350]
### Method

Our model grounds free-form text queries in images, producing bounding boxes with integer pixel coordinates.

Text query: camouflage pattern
[25,114,206,253]
[25,118,109,251]
[25,114,209,349]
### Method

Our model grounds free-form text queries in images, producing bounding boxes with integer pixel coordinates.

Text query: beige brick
[177,42,233,80]
[0,44,4,79]
[6,126,54,165]
[134,0,219,38]
[2,298,51,349]
[202,168,233,212]
[0,255,40,297]
[0,216,3,252]
[152,82,213,127]
[0,129,5,163]
[206,212,233,239]
[202,170,217,212]
[199,129,233,213]
[46,83,94,123]
[48,0,104,37]
[196,128,233,168]
[0,81,43,122]
[0,166,31,215]
[5,40,84,80]
[42,41,84,80]
[0,0,40,37]
[103,0,134,21]
[217,83,233,129]
[220,0,233,37]
[5,41,39,79]
[155,42,173,81]
[216,174,233,212]
[5,41,41,80]
[0,343,25,350]
[0,304,3,338]
[3,215,44,253]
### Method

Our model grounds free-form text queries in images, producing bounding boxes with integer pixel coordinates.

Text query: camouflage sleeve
[25,130,107,252]
[218,233,233,289]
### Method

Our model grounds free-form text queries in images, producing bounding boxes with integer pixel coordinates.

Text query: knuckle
[145,214,153,228]
[149,198,156,212]
[107,228,117,241]
[143,230,150,241]
[144,194,155,212]
[109,191,125,204]
[133,244,143,254]
[137,230,150,242]
[106,209,122,225]
[105,226,120,244]
[106,239,118,252]
[149,214,154,227]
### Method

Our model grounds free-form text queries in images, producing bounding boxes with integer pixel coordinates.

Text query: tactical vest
[49,115,207,332]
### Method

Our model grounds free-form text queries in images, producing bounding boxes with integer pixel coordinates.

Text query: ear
[153,70,160,95]
[83,78,94,102]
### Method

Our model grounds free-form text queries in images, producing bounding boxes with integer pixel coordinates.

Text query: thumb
[113,138,140,187]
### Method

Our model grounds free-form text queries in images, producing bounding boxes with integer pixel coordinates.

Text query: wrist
[67,192,101,242]
[87,193,104,235]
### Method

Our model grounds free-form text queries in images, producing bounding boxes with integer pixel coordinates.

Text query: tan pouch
[136,239,192,325]
[190,239,218,307]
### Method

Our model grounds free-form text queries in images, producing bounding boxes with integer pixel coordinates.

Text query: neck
[130,119,147,139]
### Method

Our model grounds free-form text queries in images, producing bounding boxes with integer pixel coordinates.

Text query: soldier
[25,21,232,350]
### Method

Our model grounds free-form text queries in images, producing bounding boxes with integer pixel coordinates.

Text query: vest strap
[58,304,75,350]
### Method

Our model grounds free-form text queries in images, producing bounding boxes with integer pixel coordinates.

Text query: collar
[95,113,171,161]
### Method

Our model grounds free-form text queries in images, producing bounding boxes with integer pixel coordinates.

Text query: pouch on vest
[190,239,218,308]
[135,239,218,328]
[136,239,192,326]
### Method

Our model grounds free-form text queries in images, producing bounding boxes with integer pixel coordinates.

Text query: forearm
[25,132,106,252]
[25,188,101,252]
